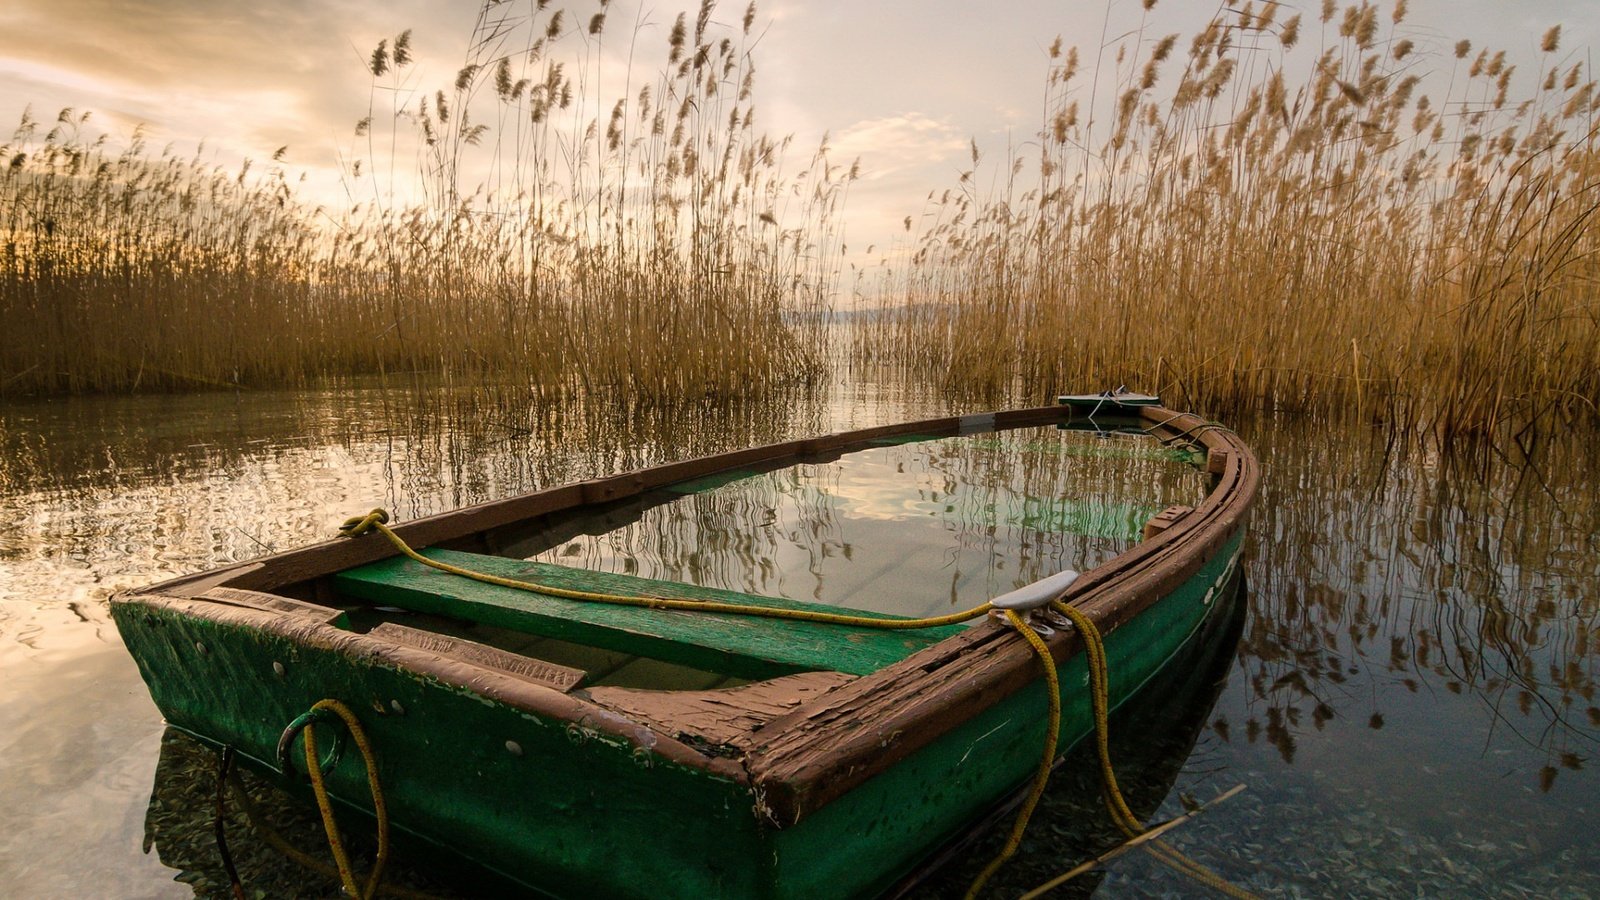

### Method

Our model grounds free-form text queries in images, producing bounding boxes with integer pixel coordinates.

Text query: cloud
[3,3,455,133]
[6,0,1592,264]
[828,112,968,182]
[0,0,482,204]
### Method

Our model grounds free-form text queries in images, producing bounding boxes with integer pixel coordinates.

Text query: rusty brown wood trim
[132,481,590,596]
[117,593,750,783]
[1207,447,1230,475]
[198,587,346,625]
[581,671,856,747]
[1142,505,1194,541]
[742,406,1259,824]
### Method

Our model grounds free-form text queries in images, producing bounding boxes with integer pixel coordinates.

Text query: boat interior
[192,410,1214,721]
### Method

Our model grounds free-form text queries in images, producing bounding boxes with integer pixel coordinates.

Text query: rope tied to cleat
[338,508,1251,898]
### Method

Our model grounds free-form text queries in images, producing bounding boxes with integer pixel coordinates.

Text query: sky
[2,0,1596,269]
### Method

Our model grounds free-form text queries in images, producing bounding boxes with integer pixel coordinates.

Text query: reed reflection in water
[1158,420,1600,897]
[0,384,847,645]
[527,427,1208,618]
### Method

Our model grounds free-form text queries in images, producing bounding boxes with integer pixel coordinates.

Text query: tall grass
[0,0,849,401]
[0,117,323,392]
[853,1,1600,437]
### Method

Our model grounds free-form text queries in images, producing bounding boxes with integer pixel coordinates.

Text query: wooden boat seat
[332,548,968,680]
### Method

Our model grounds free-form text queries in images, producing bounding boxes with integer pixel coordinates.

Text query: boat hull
[111,399,1260,897]
[112,531,1243,898]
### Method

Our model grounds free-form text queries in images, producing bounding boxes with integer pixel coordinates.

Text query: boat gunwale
[110,401,1259,827]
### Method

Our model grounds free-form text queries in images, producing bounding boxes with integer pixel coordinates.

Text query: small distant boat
[111,392,1259,898]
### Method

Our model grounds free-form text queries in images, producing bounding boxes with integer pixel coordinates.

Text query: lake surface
[1,378,1596,897]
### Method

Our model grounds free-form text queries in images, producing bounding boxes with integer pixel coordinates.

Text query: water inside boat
[526,425,1209,614]
[328,424,1209,690]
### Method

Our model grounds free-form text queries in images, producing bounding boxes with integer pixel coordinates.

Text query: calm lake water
[1,378,1596,898]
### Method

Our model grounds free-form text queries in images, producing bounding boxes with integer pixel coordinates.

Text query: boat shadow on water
[138,573,1249,899]
[142,731,476,898]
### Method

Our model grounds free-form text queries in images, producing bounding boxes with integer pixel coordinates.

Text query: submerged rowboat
[111,394,1259,897]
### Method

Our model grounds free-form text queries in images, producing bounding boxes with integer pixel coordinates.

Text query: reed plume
[853,1,1600,438]
[0,1,846,403]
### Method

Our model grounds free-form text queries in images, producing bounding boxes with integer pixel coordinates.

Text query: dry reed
[852,0,1600,438]
[0,0,848,402]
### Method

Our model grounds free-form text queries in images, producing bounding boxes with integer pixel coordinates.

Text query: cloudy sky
[1,0,1594,263]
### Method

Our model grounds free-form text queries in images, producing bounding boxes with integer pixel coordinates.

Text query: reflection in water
[1195,420,1600,897]
[2,382,1599,896]
[1238,421,1600,784]
[0,384,837,642]
[530,428,1206,618]
[143,727,472,899]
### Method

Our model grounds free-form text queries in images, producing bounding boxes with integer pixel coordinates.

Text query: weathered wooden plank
[583,671,855,746]
[369,622,588,692]
[1142,504,1194,541]
[333,550,968,679]
[198,587,350,627]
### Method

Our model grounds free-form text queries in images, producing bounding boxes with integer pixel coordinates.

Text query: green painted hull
[774,531,1244,898]
[111,532,1243,898]
[111,401,1259,897]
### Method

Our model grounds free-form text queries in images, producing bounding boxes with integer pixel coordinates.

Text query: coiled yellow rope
[297,698,390,900]
[961,610,1061,900]
[1033,601,1256,900]
[226,765,447,900]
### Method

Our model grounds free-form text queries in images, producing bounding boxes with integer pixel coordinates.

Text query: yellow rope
[1040,601,1256,900]
[962,610,1061,900]
[226,768,447,900]
[299,698,390,900]
[336,508,1250,898]
[339,509,992,630]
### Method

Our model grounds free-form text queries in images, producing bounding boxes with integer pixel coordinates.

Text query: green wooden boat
[111,395,1259,898]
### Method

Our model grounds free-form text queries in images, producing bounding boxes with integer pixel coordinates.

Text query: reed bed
[853,1,1600,437]
[0,0,845,401]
